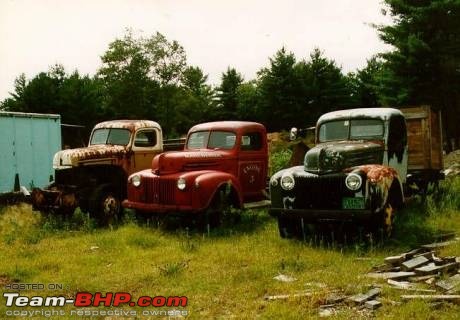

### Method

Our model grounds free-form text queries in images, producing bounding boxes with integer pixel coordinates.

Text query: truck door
[131,128,161,175]
[238,131,267,200]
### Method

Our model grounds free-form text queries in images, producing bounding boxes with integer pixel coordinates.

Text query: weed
[278,255,306,273]
[180,228,200,252]
[158,260,189,277]
[40,208,96,234]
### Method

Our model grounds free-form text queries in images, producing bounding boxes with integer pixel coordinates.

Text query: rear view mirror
[290,127,298,141]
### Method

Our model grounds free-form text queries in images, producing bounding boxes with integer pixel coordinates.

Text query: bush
[269,149,292,175]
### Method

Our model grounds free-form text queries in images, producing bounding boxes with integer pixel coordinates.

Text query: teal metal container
[0,112,61,193]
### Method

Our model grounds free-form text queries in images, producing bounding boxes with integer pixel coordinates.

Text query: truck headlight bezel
[177,177,186,191]
[280,174,295,191]
[132,174,141,187]
[345,173,362,191]
[270,177,279,187]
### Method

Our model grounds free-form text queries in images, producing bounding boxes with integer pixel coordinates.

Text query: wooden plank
[387,279,414,289]
[400,295,460,303]
[429,107,443,170]
[384,255,406,265]
[404,248,424,259]
[413,251,435,260]
[409,275,438,282]
[436,274,460,292]
[367,272,416,280]
[365,300,382,310]
[348,288,381,304]
[401,256,430,271]
[422,241,455,250]
[264,291,312,301]
[415,262,459,275]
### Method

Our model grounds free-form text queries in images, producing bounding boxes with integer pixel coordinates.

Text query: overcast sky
[0,0,392,101]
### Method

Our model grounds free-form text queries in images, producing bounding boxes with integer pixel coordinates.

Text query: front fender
[350,164,404,212]
[191,171,243,209]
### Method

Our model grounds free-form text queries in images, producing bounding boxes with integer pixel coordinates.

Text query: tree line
[1,0,459,147]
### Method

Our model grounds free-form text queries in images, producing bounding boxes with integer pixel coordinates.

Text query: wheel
[382,202,394,237]
[201,186,239,229]
[371,199,395,239]
[90,185,122,226]
[277,216,302,239]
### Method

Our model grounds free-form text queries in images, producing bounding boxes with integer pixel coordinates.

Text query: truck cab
[32,120,165,223]
[123,121,268,224]
[269,108,409,238]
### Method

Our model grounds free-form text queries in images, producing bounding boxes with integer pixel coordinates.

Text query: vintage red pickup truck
[123,121,268,225]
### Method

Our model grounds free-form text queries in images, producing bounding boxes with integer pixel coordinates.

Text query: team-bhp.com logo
[3,292,188,307]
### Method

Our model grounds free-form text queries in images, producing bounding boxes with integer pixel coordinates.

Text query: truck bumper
[269,208,373,223]
[31,188,77,214]
[122,200,199,214]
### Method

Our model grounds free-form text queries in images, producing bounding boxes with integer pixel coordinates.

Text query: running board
[244,200,271,210]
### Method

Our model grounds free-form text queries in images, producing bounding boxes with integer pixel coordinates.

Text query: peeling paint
[53,145,129,168]
[94,120,160,131]
[358,165,398,184]
[318,108,403,125]
[358,164,399,212]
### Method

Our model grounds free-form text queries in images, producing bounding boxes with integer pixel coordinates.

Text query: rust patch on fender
[358,165,398,184]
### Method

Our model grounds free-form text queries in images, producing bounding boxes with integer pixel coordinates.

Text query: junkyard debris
[273,274,297,282]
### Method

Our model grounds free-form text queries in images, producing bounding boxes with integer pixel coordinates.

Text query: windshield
[319,119,384,142]
[90,128,131,146]
[187,131,236,150]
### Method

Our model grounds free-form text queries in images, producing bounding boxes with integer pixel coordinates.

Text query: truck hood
[53,145,129,168]
[304,140,384,174]
[152,150,233,175]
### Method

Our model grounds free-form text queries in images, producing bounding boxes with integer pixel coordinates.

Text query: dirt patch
[0,274,16,286]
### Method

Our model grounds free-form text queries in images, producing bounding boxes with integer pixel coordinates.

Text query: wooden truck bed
[401,106,443,172]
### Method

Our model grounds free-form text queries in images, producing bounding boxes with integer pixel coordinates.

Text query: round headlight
[177,177,186,191]
[345,173,362,191]
[132,174,141,187]
[280,174,295,190]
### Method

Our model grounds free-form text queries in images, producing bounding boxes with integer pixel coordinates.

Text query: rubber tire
[201,187,239,229]
[371,199,395,239]
[277,216,302,239]
[89,185,121,226]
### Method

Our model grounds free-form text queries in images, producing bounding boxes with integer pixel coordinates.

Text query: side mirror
[290,127,298,141]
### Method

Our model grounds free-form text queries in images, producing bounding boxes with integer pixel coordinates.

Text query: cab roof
[188,121,266,133]
[94,120,160,132]
[318,108,403,125]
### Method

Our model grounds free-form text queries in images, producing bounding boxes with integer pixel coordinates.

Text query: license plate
[342,197,365,209]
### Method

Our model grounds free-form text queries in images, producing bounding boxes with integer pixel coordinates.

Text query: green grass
[0,178,460,319]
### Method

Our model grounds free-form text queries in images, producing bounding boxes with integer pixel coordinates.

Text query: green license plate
[342,197,365,209]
